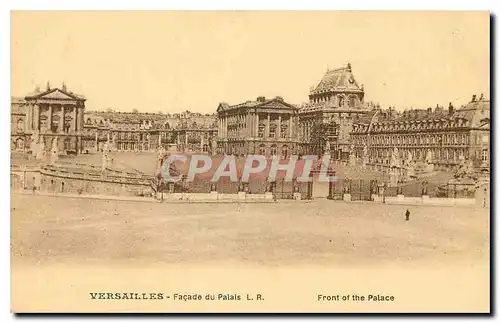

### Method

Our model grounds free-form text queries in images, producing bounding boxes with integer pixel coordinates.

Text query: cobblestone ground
[11,194,489,267]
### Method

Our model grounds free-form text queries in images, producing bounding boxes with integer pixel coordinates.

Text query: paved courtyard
[11,194,489,267]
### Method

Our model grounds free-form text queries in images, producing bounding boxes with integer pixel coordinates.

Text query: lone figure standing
[405,209,410,221]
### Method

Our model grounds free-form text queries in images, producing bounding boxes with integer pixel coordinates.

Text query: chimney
[257,96,266,103]
[480,93,484,100]
[427,107,432,117]
[347,63,352,71]
[448,102,454,115]
[472,94,477,102]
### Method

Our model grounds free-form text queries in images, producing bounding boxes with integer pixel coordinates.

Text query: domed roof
[310,63,363,95]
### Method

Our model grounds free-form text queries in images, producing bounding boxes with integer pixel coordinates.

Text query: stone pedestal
[343,193,351,202]
[264,192,274,200]
[349,155,356,166]
[397,194,405,202]
[422,195,430,204]
[389,169,399,187]
[293,192,302,200]
[210,191,219,200]
[238,192,246,200]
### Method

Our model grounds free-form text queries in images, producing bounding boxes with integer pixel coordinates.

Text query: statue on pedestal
[102,141,110,171]
[49,137,59,165]
[361,143,369,169]
[156,145,166,169]
[30,131,39,155]
[324,139,331,154]
[211,139,217,155]
[348,143,356,166]
[389,147,400,187]
[455,156,474,180]
[425,149,434,172]
[406,151,416,179]
[37,138,45,160]
[390,147,400,168]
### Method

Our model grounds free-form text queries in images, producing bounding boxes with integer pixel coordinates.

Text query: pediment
[26,88,85,101]
[217,103,229,113]
[259,98,297,110]
[39,89,76,100]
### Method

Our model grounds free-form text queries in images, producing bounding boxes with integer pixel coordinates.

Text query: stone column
[200,135,204,152]
[218,117,222,137]
[73,105,77,133]
[185,131,189,151]
[277,115,281,139]
[221,116,225,138]
[266,114,270,138]
[59,105,65,133]
[48,104,53,132]
[289,116,293,139]
[225,116,228,138]
[255,113,259,137]
[25,104,31,131]
[244,113,248,137]
[34,104,40,130]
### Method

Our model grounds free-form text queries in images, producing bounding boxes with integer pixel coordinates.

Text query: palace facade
[216,96,300,157]
[350,94,490,170]
[11,85,86,154]
[298,64,370,159]
[12,68,489,172]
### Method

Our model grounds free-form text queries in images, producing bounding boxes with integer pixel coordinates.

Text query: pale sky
[11,11,490,113]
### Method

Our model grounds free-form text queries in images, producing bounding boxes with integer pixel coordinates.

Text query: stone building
[10,84,86,154]
[216,96,300,156]
[298,64,370,158]
[350,94,490,170]
[82,110,217,153]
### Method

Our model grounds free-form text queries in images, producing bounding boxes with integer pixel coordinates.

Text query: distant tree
[106,107,114,113]
[132,108,139,113]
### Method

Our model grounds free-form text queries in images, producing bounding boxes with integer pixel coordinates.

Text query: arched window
[15,138,24,150]
[348,96,355,108]
[281,145,289,158]
[258,144,266,156]
[64,138,72,150]
[338,96,344,107]
[270,144,277,156]
[17,119,23,132]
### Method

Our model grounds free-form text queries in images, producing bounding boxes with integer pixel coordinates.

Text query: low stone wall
[371,194,479,207]
[35,165,154,197]
[157,192,276,202]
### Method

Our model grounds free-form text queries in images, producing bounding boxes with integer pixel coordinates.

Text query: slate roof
[310,64,363,94]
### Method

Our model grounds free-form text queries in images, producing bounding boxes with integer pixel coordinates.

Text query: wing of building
[350,94,490,170]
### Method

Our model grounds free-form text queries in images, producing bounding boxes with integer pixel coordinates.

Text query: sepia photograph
[9,10,490,313]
